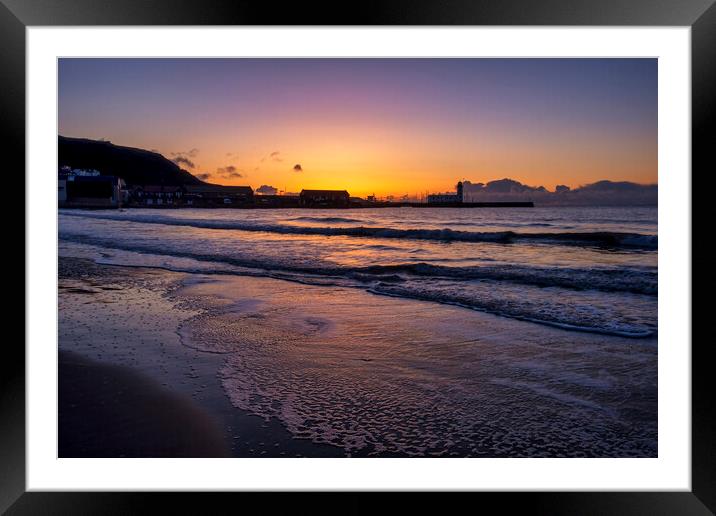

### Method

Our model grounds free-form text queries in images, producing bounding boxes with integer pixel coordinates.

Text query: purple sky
[59,58,657,195]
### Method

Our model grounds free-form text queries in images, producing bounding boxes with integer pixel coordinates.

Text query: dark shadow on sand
[59,351,230,457]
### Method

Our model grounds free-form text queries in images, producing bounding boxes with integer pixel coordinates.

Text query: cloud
[172,156,195,169]
[170,148,200,169]
[293,163,303,172]
[562,181,657,205]
[171,148,199,158]
[216,165,243,178]
[256,185,278,195]
[459,179,656,206]
[195,172,211,181]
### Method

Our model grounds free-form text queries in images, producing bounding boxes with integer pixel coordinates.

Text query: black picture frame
[3,0,713,513]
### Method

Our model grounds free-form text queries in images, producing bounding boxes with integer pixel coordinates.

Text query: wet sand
[58,256,344,457]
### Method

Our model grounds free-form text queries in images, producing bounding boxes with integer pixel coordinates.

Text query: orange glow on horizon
[151,128,656,197]
[134,114,656,197]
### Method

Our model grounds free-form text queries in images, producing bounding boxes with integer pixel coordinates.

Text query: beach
[59,249,657,458]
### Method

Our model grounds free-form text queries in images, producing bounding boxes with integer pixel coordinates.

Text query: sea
[58,205,658,457]
[59,205,657,339]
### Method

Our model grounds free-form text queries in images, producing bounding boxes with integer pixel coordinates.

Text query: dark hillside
[59,136,204,186]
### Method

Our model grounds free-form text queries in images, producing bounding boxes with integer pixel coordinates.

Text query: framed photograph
[5,0,713,513]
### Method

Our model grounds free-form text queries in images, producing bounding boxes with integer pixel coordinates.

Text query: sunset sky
[58,58,657,197]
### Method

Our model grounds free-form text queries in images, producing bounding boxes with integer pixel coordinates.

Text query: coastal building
[184,185,254,206]
[427,181,464,205]
[127,184,254,207]
[299,189,350,207]
[59,175,126,208]
[133,185,185,206]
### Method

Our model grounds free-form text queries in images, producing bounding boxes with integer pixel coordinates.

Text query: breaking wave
[59,231,657,337]
[287,216,365,224]
[60,211,657,250]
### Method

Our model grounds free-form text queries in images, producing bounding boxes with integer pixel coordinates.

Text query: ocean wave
[60,211,657,250]
[369,283,655,338]
[59,233,657,338]
[287,216,365,223]
[59,231,656,295]
[352,262,657,296]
